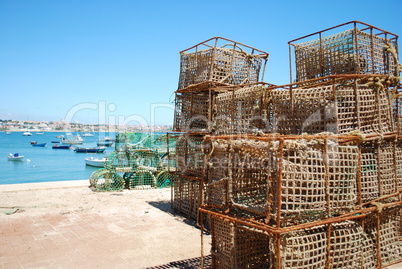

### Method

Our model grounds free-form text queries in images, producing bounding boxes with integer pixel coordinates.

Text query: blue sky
[1,0,401,126]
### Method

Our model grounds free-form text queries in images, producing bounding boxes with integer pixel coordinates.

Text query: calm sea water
[0,131,117,185]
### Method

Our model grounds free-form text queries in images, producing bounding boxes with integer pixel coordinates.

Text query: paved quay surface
[0,181,211,269]
[0,181,401,269]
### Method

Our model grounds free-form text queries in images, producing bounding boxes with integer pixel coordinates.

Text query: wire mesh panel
[330,221,375,268]
[173,90,212,133]
[378,141,398,197]
[172,175,202,220]
[395,89,402,136]
[364,205,402,267]
[174,134,207,177]
[131,149,163,173]
[359,139,400,202]
[124,169,156,189]
[209,214,270,269]
[274,139,359,226]
[361,146,380,203]
[178,37,268,90]
[280,225,327,269]
[205,135,359,228]
[214,83,271,135]
[270,77,395,135]
[202,207,388,269]
[155,170,175,188]
[280,220,376,269]
[396,142,402,190]
[89,168,124,191]
[206,138,274,214]
[289,21,399,82]
[104,151,137,173]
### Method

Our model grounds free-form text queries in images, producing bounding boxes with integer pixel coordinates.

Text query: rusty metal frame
[288,21,399,84]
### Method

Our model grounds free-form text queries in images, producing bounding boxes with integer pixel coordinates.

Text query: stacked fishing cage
[191,21,402,268]
[89,132,176,191]
[170,37,269,219]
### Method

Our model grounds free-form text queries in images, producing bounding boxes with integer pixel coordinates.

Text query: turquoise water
[0,131,117,185]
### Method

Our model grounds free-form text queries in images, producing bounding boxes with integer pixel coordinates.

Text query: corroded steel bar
[180,36,269,55]
[200,199,402,235]
[288,21,398,45]
[276,138,284,228]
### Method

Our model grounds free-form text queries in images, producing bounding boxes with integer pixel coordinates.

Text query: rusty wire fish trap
[288,21,399,83]
[173,82,227,133]
[174,74,398,136]
[178,37,268,90]
[214,83,273,135]
[205,135,361,227]
[270,74,397,135]
[172,174,203,220]
[173,133,208,177]
[204,133,401,228]
[200,199,402,269]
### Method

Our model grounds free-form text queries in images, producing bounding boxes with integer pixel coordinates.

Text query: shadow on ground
[147,200,198,227]
[145,255,212,269]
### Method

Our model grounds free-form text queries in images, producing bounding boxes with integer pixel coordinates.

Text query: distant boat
[52,144,71,149]
[8,153,24,161]
[81,133,94,137]
[51,141,60,143]
[22,131,32,136]
[61,136,84,145]
[85,156,106,167]
[99,137,115,142]
[31,142,46,147]
[74,147,106,153]
[56,135,64,138]
[97,141,114,147]
[5,131,11,135]
[36,132,44,135]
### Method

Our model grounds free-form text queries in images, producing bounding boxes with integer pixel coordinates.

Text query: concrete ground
[0,181,401,269]
[0,181,211,269]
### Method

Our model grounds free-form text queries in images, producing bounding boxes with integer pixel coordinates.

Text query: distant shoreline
[0,179,89,191]
[2,129,173,133]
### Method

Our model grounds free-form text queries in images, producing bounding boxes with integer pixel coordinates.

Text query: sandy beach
[0,181,211,268]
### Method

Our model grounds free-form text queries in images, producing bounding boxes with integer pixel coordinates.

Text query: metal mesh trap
[204,133,402,228]
[270,75,396,135]
[200,199,402,269]
[89,168,124,192]
[172,174,203,220]
[178,37,268,90]
[289,21,399,83]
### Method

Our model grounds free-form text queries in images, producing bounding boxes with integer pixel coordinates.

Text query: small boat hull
[62,139,83,145]
[75,147,106,153]
[85,157,105,167]
[97,141,114,147]
[8,153,24,161]
[52,145,71,149]
[32,142,46,147]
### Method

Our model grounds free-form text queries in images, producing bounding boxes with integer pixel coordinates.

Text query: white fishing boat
[81,133,94,137]
[6,131,11,135]
[61,135,84,145]
[22,131,32,136]
[8,153,24,161]
[85,156,106,167]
